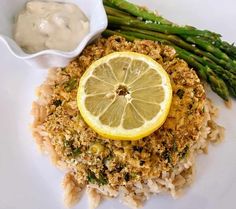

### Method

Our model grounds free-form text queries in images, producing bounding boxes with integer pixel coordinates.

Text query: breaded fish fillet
[32,36,223,208]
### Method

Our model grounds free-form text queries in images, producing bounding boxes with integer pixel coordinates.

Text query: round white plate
[0,1,235,209]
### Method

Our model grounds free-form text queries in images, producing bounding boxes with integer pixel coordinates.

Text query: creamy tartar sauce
[14,1,89,53]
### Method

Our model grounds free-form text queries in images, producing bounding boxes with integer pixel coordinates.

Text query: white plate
[0,0,236,209]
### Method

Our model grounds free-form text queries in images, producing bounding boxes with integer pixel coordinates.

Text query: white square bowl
[0,0,107,68]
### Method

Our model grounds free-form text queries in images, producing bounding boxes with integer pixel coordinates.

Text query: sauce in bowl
[14,1,90,53]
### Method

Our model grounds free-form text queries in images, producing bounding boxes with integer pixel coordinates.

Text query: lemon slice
[77,52,172,140]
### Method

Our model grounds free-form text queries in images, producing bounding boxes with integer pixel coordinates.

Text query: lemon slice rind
[77,52,172,140]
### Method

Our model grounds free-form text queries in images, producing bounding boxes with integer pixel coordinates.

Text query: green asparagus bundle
[103,0,236,101]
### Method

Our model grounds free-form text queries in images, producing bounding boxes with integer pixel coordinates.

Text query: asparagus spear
[103,0,117,8]
[104,5,134,18]
[213,39,236,60]
[195,57,236,97]
[103,29,136,42]
[108,15,221,40]
[119,26,236,75]
[104,29,229,100]
[104,0,172,25]
[181,35,234,63]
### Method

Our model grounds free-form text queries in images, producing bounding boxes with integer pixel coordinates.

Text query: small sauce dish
[0,0,107,68]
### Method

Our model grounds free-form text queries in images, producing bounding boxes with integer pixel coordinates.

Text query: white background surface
[0,0,236,209]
